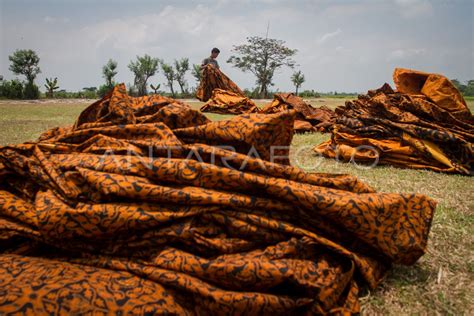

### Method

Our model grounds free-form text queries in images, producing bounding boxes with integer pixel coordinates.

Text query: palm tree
[291,70,305,96]
[44,77,59,98]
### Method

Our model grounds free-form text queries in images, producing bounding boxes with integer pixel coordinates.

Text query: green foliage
[243,88,257,99]
[81,89,98,99]
[320,92,357,98]
[99,58,117,97]
[298,90,321,98]
[81,87,99,99]
[53,89,98,99]
[191,64,202,83]
[0,79,24,99]
[150,83,161,94]
[227,36,297,98]
[8,49,41,86]
[44,77,59,98]
[174,58,189,94]
[97,84,114,98]
[128,55,160,96]
[451,78,474,96]
[161,61,176,97]
[291,70,305,96]
[102,59,118,88]
[23,82,40,99]
[52,90,68,98]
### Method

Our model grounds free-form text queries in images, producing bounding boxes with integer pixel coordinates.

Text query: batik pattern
[0,85,436,315]
[196,65,245,102]
[261,93,336,133]
[315,69,473,175]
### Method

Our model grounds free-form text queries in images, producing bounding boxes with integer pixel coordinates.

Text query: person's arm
[200,58,208,70]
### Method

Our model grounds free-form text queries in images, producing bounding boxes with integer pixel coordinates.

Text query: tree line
[451,79,474,97]
[2,36,470,100]
[0,36,315,100]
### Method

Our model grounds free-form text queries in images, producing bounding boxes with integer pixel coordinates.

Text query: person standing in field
[201,48,220,70]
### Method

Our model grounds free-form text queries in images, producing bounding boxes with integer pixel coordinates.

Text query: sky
[0,0,473,93]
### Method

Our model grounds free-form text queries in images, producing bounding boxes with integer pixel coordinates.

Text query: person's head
[211,47,220,58]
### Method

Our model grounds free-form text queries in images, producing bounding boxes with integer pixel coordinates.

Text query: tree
[161,61,176,97]
[227,36,297,98]
[291,70,305,96]
[102,59,118,88]
[451,79,466,93]
[174,58,189,94]
[150,83,161,94]
[451,78,474,96]
[191,64,202,83]
[9,49,41,85]
[128,55,160,96]
[44,77,59,98]
[9,49,41,99]
[465,80,474,96]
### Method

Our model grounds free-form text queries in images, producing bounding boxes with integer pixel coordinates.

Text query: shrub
[81,89,98,99]
[299,90,321,98]
[98,84,114,98]
[23,82,40,99]
[243,88,260,99]
[0,79,24,99]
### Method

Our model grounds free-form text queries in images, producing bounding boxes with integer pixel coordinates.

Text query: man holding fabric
[201,47,220,70]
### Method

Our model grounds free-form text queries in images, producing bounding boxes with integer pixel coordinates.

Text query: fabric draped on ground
[196,65,245,102]
[314,68,473,175]
[393,68,471,119]
[261,93,337,133]
[0,84,436,314]
[196,67,336,132]
[200,88,259,114]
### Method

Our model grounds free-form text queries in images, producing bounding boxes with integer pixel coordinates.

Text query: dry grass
[0,97,473,314]
[292,133,473,315]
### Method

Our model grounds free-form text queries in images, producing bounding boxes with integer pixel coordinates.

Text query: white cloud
[317,29,342,44]
[387,48,427,61]
[1,1,471,93]
[10,4,254,91]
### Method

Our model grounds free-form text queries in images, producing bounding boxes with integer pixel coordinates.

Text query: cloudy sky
[0,0,473,93]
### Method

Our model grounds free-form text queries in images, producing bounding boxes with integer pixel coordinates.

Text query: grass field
[0,98,473,314]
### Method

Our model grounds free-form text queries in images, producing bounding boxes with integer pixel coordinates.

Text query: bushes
[54,90,98,99]
[98,84,114,98]
[0,80,40,99]
[243,88,275,99]
[298,90,321,98]
[23,82,40,99]
[0,79,24,99]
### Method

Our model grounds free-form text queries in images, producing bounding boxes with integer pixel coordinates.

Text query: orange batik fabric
[0,84,436,315]
[196,65,245,102]
[200,88,259,114]
[315,69,473,175]
[261,93,337,133]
